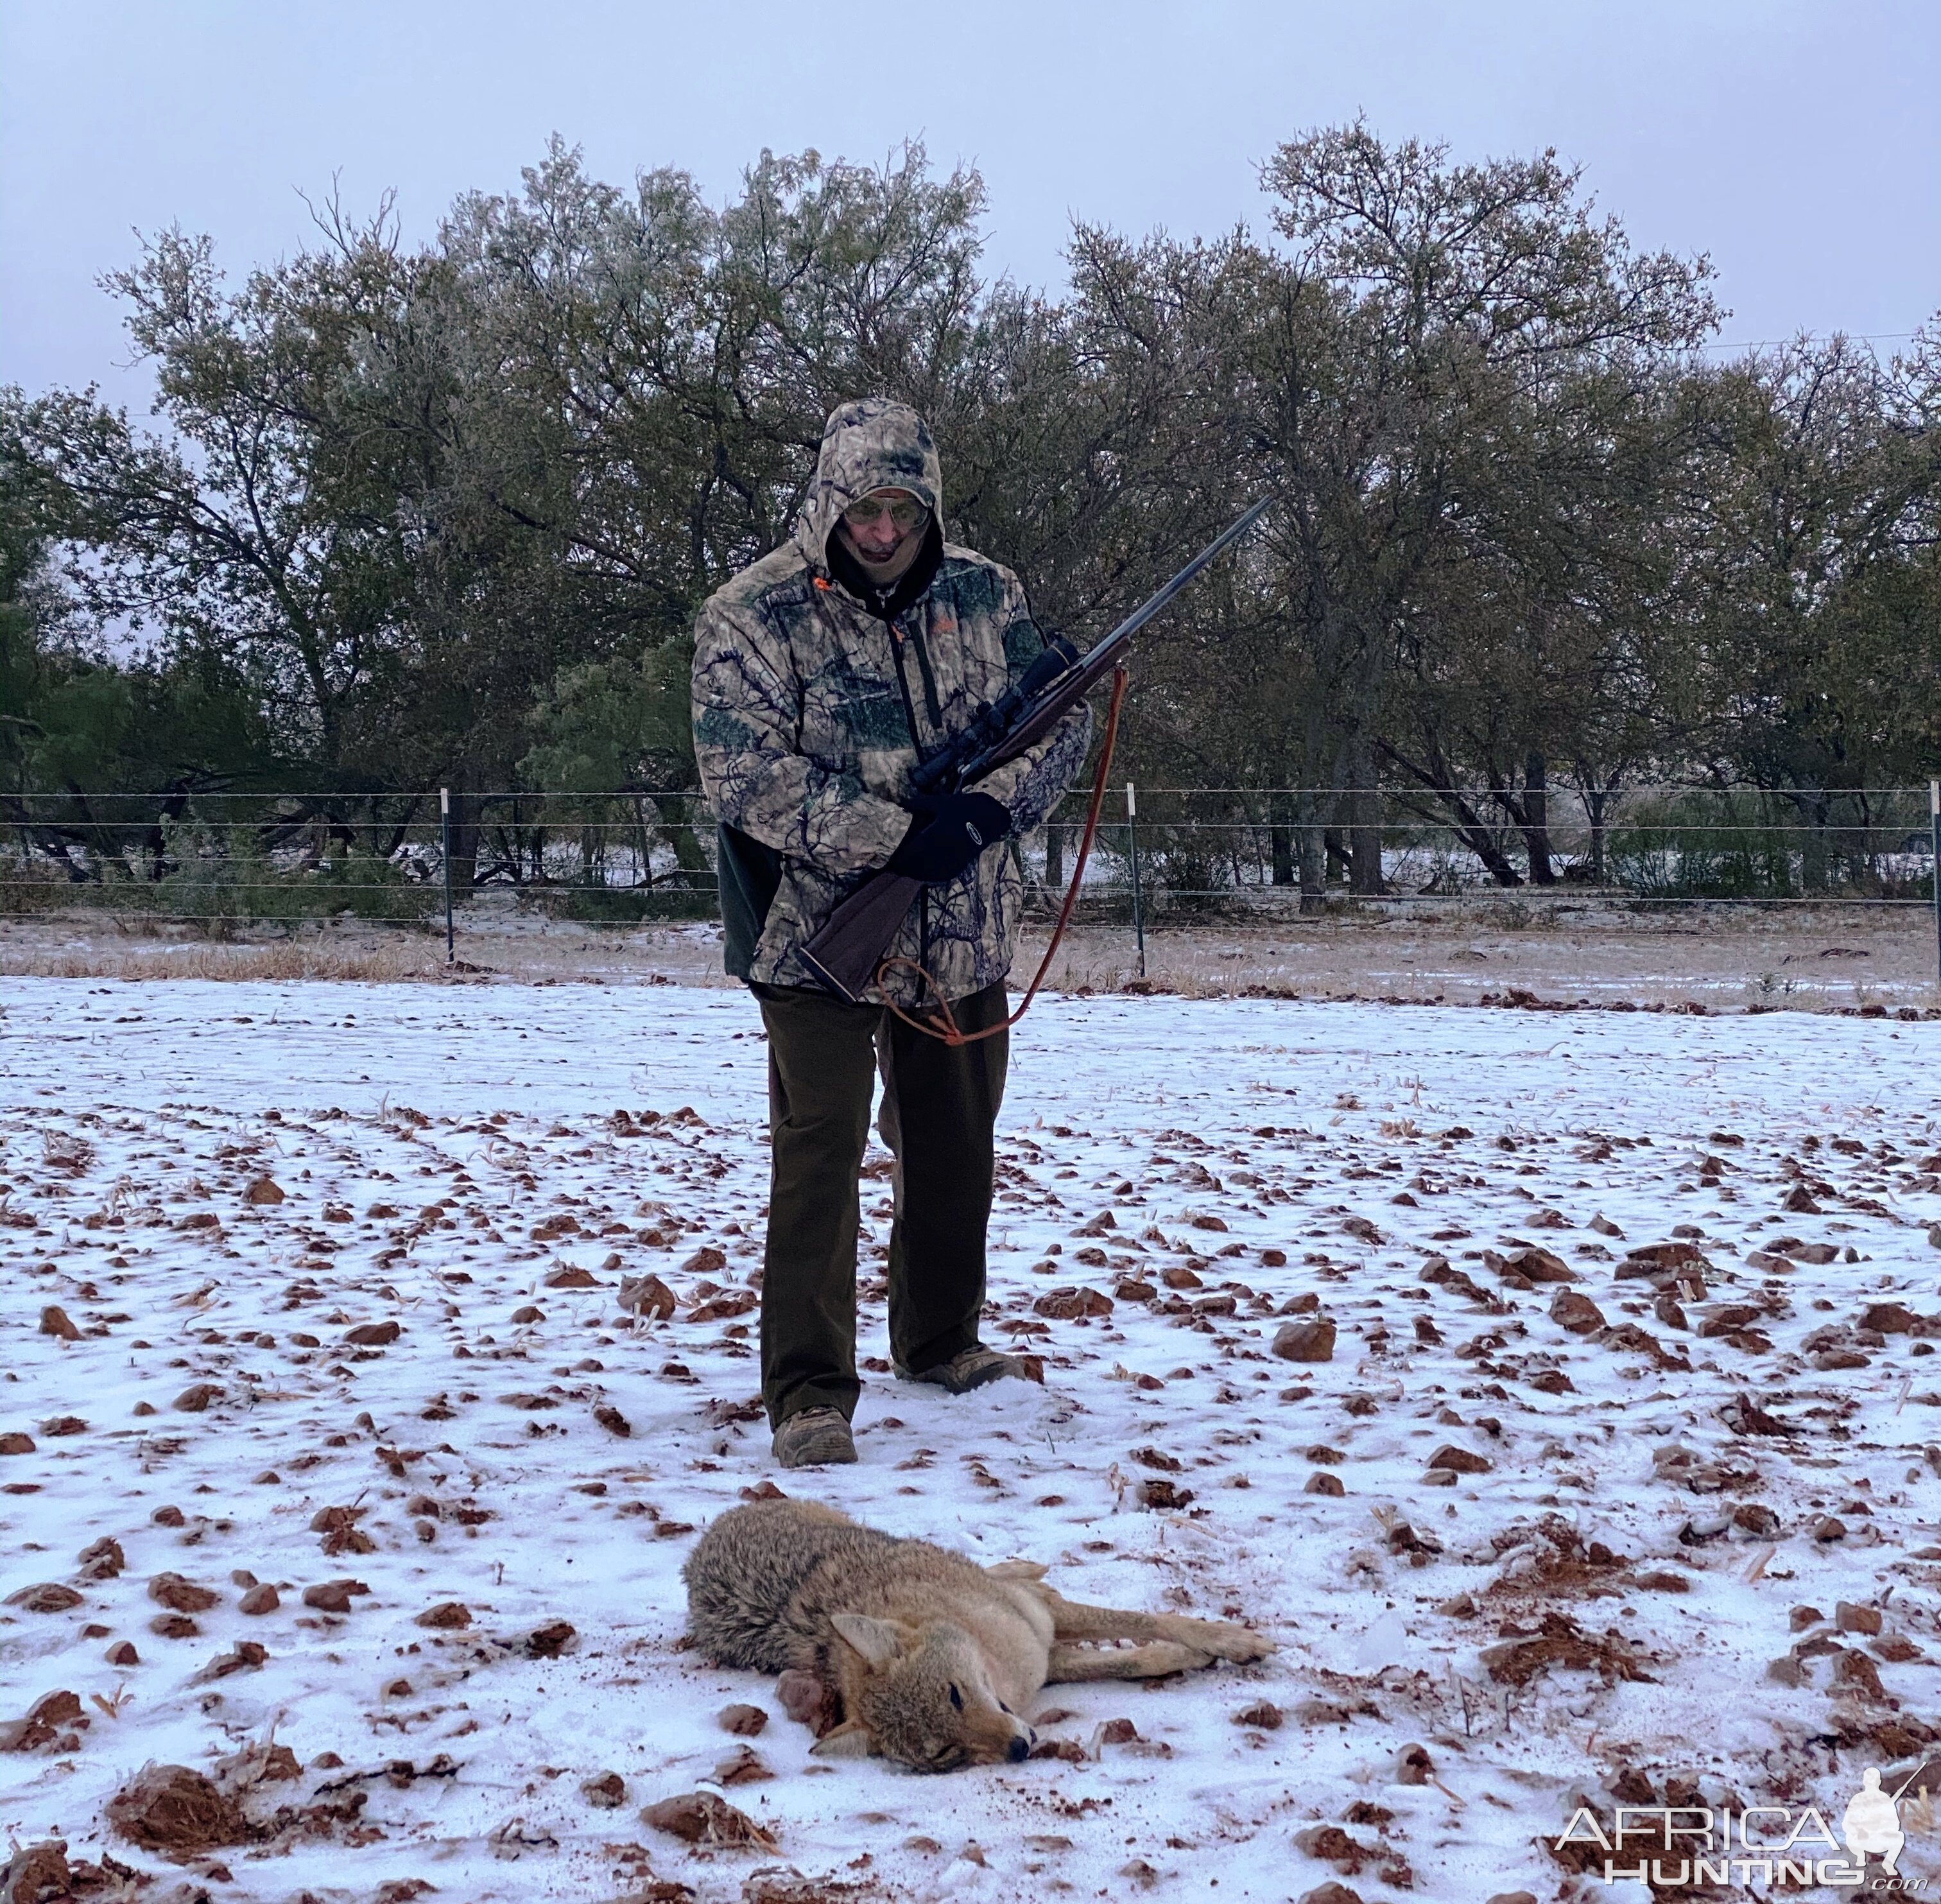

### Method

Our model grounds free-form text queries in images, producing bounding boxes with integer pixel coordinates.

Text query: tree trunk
[503,799,527,888]
[1583,790,1607,884]
[1044,820,1065,892]
[654,797,711,885]
[1790,789,1830,893]
[1346,734,1385,895]
[1298,791,1326,915]
[1453,807,1523,887]
[1298,701,1338,915]
[1270,816,1295,886]
[1379,737,1524,887]
[381,794,424,862]
[445,791,483,892]
[147,790,188,880]
[1521,749,1557,885]
[1485,758,1557,885]
[641,806,660,888]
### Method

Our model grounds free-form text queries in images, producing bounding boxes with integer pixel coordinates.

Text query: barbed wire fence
[5,781,1940,984]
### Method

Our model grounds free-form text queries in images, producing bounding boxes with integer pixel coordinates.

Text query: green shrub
[524,881,718,924]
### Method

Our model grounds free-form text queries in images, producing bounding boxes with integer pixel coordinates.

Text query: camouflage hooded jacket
[691,399,1091,1007]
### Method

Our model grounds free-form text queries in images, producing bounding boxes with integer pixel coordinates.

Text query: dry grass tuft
[0,939,447,983]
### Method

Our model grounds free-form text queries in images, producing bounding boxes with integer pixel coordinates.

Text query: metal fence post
[1931,779,1940,995]
[1126,781,1146,979]
[440,786,454,966]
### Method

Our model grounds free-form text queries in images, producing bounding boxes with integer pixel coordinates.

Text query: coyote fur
[683,1498,1275,1771]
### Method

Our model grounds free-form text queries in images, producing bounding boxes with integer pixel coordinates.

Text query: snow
[2,978,1939,1902]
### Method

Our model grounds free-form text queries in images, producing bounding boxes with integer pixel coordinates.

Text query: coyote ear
[808,1717,875,1759]
[830,1612,908,1670]
[987,1559,1049,1581]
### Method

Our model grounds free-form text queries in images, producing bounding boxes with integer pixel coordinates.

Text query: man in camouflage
[692,397,1090,1467]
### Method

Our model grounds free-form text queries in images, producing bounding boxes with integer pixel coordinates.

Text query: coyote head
[813,1612,1035,1771]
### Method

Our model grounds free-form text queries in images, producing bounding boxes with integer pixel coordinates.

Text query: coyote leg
[1046,1640,1212,1682]
[1042,1590,1273,1663]
[1042,1591,1168,1645]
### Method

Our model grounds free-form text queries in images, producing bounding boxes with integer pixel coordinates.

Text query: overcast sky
[3,0,1937,408]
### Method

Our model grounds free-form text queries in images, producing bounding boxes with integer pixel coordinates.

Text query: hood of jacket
[793,397,944,575]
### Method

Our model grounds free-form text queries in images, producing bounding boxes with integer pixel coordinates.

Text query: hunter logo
[1556,1763,1933,1889]
[1848,1769,1913,1880]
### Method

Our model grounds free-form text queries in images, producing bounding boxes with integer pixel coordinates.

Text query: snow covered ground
[2,978,1939,1903]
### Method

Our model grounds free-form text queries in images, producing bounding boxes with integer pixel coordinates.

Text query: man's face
[840,487,927,562]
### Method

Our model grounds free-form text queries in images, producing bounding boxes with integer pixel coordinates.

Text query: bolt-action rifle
[796,498,1272,1003]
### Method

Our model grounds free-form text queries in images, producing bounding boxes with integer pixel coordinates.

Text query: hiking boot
[772,1405,857,1468]
[896,1345,1034,1396]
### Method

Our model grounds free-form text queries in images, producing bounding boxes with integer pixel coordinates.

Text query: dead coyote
[684,1498,1275,1770]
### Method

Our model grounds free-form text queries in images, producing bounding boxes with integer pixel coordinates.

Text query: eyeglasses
[842,493,928,532]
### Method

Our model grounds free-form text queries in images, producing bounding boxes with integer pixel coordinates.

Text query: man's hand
[884,792,1013,885]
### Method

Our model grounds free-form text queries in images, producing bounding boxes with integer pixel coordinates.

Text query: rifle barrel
[1076,496,1272,679]
[951,496,1272,788]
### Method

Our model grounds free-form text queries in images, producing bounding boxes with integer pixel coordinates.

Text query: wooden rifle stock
[795,497,1271,1003]
[795,869,927,1003]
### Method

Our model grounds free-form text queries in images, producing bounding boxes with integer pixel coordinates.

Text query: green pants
[752,979,1009,1429]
